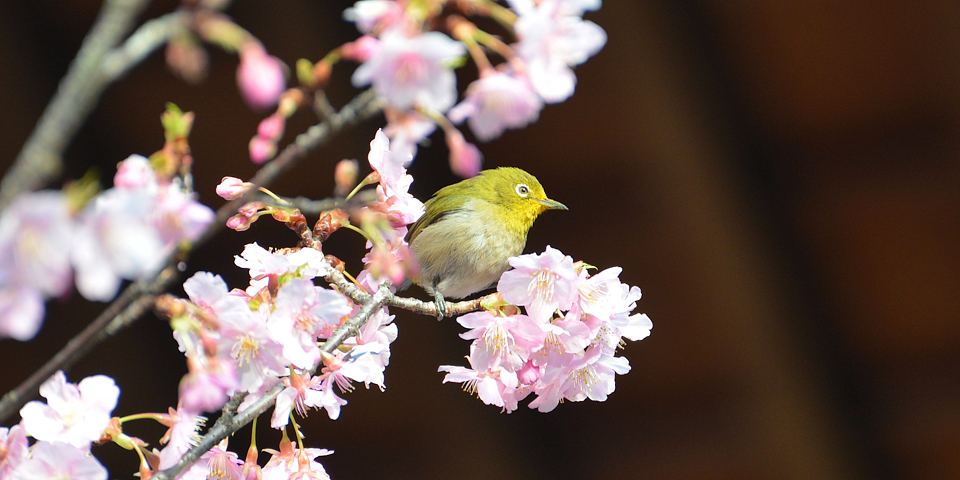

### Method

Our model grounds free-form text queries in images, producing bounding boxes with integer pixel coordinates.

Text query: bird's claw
[433,291,448,320]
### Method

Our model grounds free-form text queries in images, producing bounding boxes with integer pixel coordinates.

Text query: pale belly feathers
[409,199,526,299]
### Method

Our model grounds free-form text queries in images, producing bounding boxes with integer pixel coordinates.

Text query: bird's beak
[537,198,568,211]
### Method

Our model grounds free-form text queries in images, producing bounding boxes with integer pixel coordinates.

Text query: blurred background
[2,1,959,479]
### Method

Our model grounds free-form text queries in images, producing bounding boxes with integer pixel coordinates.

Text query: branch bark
[0,0,152,211]
[0,89,384,423]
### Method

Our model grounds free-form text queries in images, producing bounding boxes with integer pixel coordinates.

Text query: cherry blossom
[0,191,74,340]
[498,245,580,323]
[269,278,352,369]
[10,441,107,480]
[157,406,207,469]
[352,29,465,112]
[512,0,607,103]
[262,435,333,480]
[0,424,28,478]
[19,371,119,448]
[234,243,327,296]
[448,70,543,142]
[178,439,244,480]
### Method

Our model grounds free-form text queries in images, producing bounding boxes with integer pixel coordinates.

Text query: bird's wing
[405,193,468,242]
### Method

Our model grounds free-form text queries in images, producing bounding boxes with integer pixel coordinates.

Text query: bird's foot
[433,291,448,320]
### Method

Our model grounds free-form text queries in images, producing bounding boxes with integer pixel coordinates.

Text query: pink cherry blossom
[113,154,158,190]
[0,188,72,337]
[438,363,522,412]
[383,109,436,166]
[367,129,406,188]
[457,311,528,372]
[271,372,323,429]
[178,357,238,414]
[236,44,286,111]
[234,243,326,296]
[10,441,106,480]
[0,190,75,340]
[365,130,425,226]
[269,279,352,369]
[343,0,405,34]
[352,307,397,369]
[0,287,44,342]
[498,245,580,323]
[0,424,28,478]
[257,113,286,141]
[153,184,216,245]
[72,163,214,302]
[352,29,465,112]
[19,371,119,448]
[448,70,543,142]
[178,439,244,480]
[262,435,332,480]
[157,405,207,469]
[512,0,607,103]
[214,298,285,393]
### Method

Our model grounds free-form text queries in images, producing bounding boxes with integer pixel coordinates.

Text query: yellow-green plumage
[407,167,566,313]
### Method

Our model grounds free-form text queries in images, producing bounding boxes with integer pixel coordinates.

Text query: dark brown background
[2,1,959,479]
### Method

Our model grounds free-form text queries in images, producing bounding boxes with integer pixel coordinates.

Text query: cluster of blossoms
[0,370,336,479]
[0,153,215,341]
[0,1,633,477]
[440,246,652,413]
[252,0,606,176]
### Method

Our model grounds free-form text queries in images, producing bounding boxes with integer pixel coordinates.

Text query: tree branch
[320,258,496,319]
[0,89,384,423]
[151,281,394,480]
[0,0,151,211]
[101,10,191,82]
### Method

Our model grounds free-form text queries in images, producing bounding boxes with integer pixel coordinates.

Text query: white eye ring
[515,183,530,197]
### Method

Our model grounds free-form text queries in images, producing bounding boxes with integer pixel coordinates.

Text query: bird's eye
[515,184,530,197]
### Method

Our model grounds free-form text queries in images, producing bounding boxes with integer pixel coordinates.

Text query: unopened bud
[446,129,482,178]
[216,176,251,200]
[340,35,380,62]
[257,113,285,141]
[334,159,359,197]
[248,135,276,164]
[236,43,286,111]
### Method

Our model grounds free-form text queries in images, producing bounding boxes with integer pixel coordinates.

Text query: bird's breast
[409,200,527,299]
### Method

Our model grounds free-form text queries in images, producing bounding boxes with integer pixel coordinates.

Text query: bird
[406,167,567,317]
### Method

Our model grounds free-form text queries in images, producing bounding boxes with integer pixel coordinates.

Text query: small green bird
[406,167,567,317]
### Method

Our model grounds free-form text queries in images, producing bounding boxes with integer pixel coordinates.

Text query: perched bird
[406,167,567,317]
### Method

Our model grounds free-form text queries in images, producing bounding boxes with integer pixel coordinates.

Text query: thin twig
[152,282,394,480]
[0,90,384,424]
[0,0,151,211]
[252,189,377,215]
[101,10,191,82]
[321,259,494,319]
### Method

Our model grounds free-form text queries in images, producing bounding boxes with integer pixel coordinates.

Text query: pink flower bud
[216,176,249,200]
[226,214,252,231]
[257,113,285,141]
[236,44,286,111]
[445,130,482,178]
[238,202,264,216]
[334,159,359,197]
[340,35,381,63]
[248,136,276,164]
[114,154,156,190]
